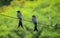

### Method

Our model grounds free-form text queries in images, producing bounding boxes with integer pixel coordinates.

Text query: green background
[0,0,60,38]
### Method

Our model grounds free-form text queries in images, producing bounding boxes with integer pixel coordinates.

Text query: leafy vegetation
[0,0,60,38]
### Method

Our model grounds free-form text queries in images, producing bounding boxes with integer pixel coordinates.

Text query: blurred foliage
[0,0,60,38]
[0,0,12,6]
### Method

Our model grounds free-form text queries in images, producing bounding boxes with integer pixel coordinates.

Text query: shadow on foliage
[0,0,13,6]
